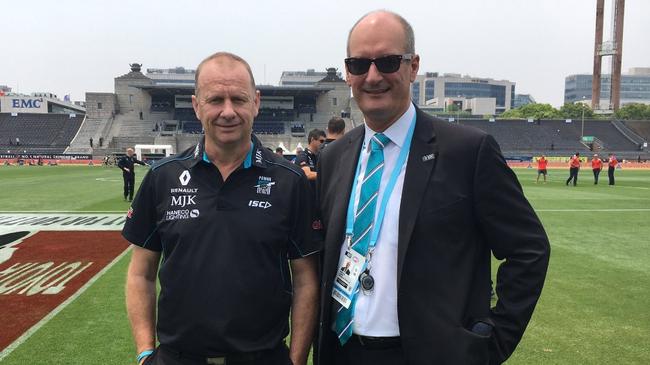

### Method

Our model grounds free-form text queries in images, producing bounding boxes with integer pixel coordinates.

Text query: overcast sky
[3,0,649,107]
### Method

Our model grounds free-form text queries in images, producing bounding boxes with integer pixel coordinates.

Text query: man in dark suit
[316,10,550,365]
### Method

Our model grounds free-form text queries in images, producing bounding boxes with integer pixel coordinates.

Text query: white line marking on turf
[0,246,132,361]
[613,186,650,190]
[537,208,650,212]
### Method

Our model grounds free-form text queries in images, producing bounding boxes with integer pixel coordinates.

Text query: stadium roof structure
[116,63,150,81]
[134,84,334,97]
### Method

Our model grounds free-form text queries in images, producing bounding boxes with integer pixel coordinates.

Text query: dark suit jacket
[316,108,550,365]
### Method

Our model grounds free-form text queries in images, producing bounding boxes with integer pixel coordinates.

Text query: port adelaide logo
[254,176,275,195]
[250,176,274,209]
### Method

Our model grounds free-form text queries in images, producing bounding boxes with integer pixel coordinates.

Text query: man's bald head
[346,10,415,56]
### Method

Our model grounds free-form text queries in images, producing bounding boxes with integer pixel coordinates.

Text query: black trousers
[144,343,292,365]
[608,166,615,185]
[566,167,579,186]
[333,336,406,365]
[123,173,135,200]
[593,168,601,184]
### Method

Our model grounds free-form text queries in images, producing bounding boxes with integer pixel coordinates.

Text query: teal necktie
[334,132,391,344]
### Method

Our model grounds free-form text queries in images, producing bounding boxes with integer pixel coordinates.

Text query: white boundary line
[0,246,132,361]
[537,208,650,212]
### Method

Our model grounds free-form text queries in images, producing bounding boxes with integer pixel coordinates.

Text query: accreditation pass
[332,248,366,309]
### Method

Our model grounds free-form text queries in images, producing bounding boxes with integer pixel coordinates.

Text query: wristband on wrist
[137,349,154,364]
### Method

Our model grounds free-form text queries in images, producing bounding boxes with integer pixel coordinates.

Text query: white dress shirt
[337,103,415,336]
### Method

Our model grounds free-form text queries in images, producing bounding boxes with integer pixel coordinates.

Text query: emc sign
[12,98,44,108]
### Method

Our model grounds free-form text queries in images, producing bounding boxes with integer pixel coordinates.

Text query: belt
[351,335,401,349]
[159,344,269,364]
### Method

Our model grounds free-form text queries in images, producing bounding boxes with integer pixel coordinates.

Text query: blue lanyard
[345,113,417,252]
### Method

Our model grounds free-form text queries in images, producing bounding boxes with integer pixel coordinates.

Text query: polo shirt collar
[191,135,268,169]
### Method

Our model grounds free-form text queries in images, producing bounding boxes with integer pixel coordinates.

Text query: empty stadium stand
[457,119,645,156]
[253,121,285,134]
[181,121,202,134]
[623,121,650,141]
[0,113,84,154]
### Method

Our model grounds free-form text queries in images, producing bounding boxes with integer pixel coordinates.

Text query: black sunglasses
[344,54,414,75]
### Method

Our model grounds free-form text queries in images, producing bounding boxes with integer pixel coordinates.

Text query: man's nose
[221,99,236,119]
[365,62,384,84]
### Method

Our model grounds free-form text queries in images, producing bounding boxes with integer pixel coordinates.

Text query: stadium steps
[66,117,112,154]
[611,120,645,146]
[623,121,650,141]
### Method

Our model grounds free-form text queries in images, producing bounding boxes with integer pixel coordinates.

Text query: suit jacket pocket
[416,197,471,241]
[421,196,469,217]
[458,326,491,365]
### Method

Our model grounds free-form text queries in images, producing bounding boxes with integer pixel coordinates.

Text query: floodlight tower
[591,0,625,111]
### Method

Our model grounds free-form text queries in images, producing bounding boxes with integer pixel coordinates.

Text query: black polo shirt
[294,148,317,171]
[122,135,319,355]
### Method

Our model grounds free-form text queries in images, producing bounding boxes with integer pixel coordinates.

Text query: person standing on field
[117,148,146,201]
[536,155,548,183]
[591,154,603,185]
[124,52,319,365]
[607,153,618,185]
[565,152,581,186]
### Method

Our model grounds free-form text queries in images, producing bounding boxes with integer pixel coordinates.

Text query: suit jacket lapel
[324,128,364,290]
[397,109,438,289]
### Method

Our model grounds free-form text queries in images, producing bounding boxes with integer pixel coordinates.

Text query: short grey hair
[194,52,256,96]
[346,10,415,56]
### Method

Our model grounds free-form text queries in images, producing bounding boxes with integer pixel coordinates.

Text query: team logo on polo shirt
[179,170,191,186]
[254,176,275,195]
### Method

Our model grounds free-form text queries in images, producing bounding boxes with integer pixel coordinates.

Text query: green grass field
[0,165,649,364]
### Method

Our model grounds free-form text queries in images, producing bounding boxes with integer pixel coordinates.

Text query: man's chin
[206,133,246,147]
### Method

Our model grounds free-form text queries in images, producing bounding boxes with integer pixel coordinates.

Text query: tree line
[498,103,650,120]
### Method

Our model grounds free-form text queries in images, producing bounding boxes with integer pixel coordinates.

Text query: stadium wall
[85,93,117,118]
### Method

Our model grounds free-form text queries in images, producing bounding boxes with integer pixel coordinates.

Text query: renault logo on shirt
[179,170,191,186]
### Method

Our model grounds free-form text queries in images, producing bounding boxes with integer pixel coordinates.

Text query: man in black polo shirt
[294,129,325,182]
[117,147,147,201]
[124,52,320,365]
[320,117,346,151]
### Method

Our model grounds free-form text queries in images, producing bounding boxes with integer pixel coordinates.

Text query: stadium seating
[0,113,84,154]
[253,121,285,135]
[623,121,650,141]
[181,121,203,134]
[257,109,295,121]
[458,119,642,154]
[174,109,198,122]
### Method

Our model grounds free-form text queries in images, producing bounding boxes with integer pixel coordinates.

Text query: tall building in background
[513,94,536,108]
[565,67,650,106]
[411,72,515,115]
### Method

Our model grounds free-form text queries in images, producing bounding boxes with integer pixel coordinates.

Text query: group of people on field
[535,153,619,186]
